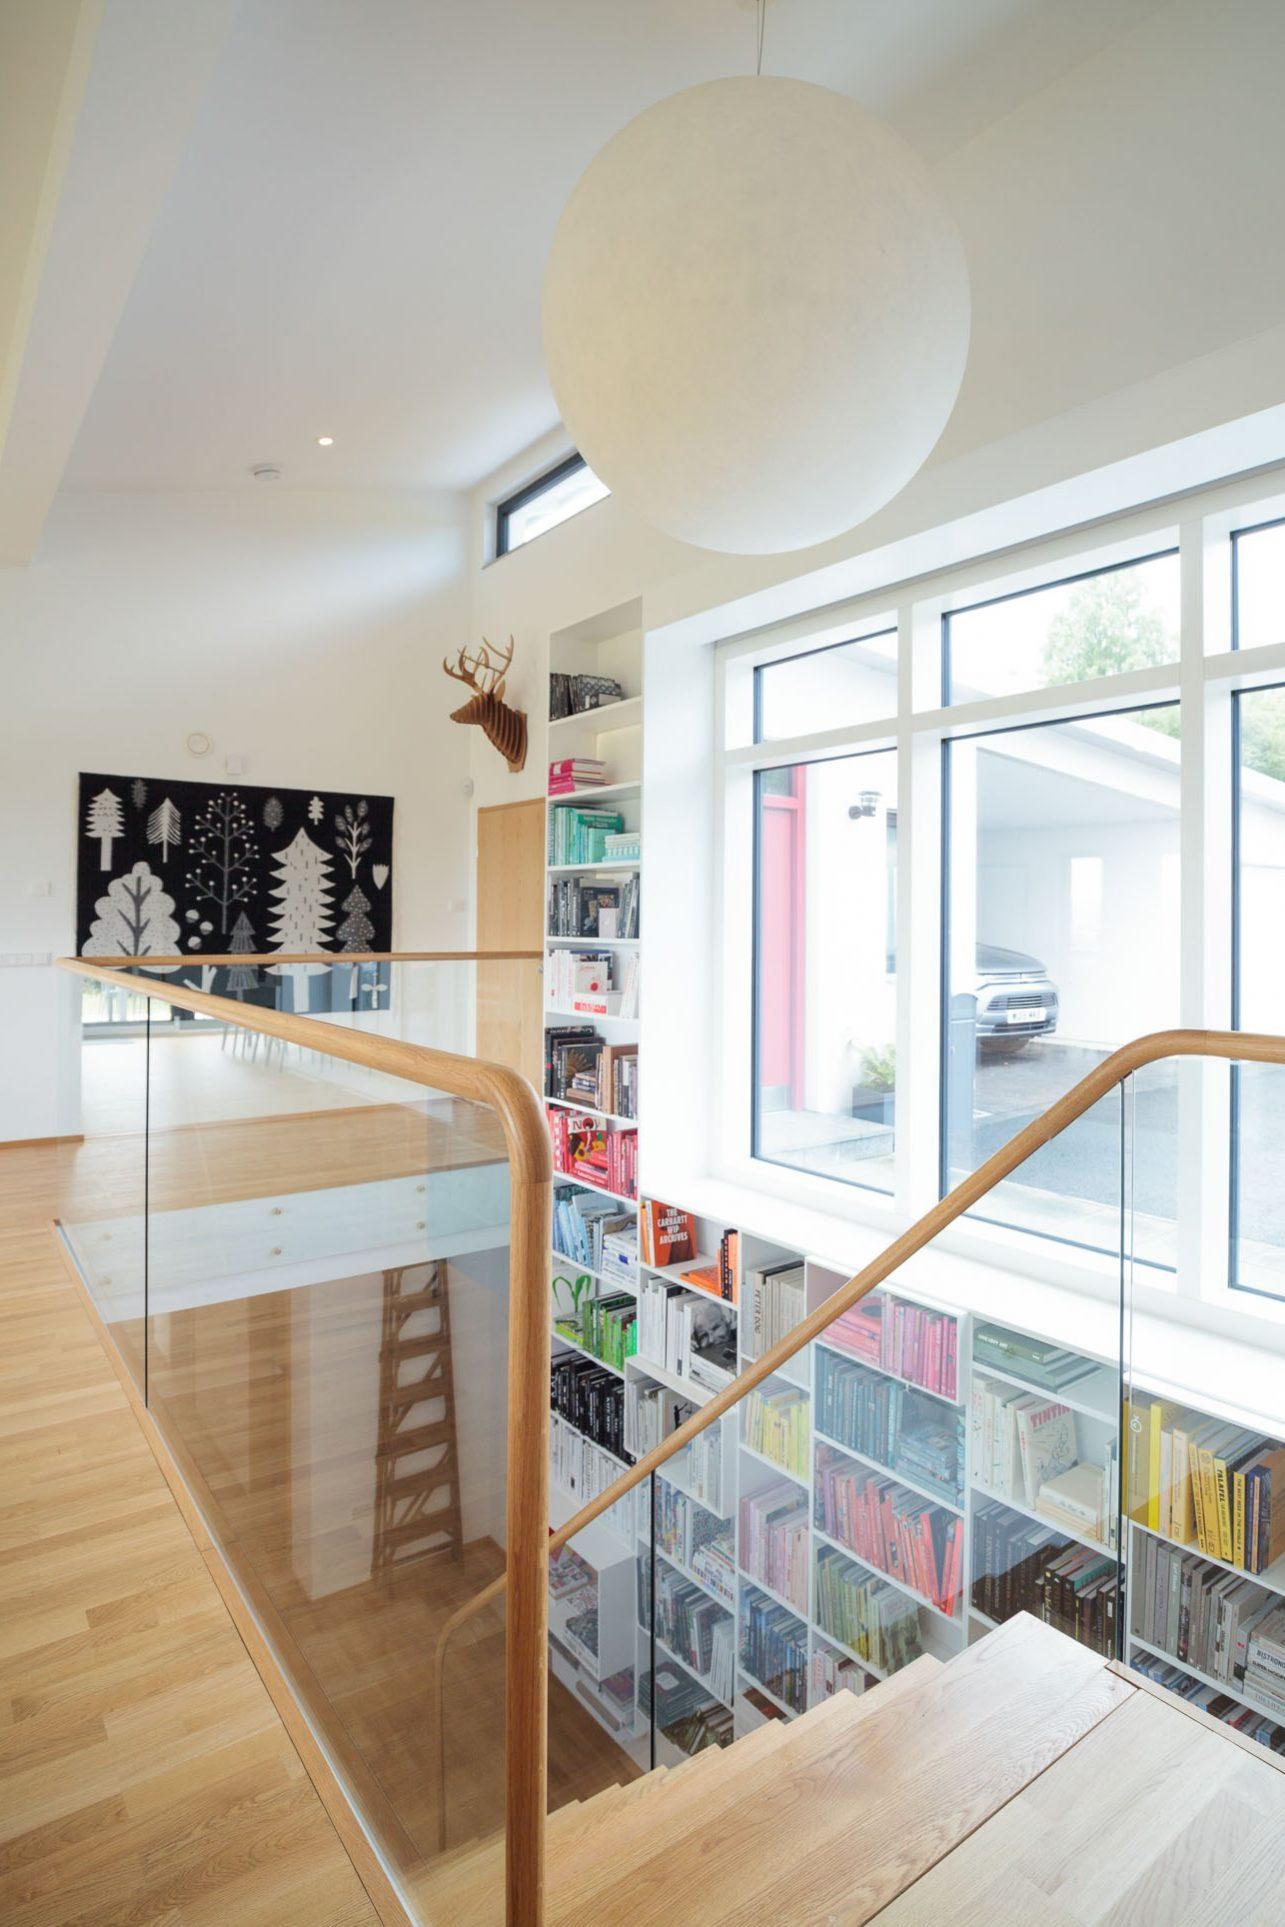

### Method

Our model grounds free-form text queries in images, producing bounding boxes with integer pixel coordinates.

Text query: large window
[718,470,1285,1317]
[495,453,609,557]
[753,750,897,1194]
[1234,682,1285,1297]
[943,708,1180,1261]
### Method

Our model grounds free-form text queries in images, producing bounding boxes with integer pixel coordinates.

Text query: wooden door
[475,798,544,1091]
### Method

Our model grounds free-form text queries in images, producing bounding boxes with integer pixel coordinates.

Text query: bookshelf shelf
[736,1665,798,1722]
[545,934,641,948]
[545,1006,639,1028]
[815,1336,960,1407]
[649,1544,736,1614]
[642,1253,731,1292]
[738,1438,809,1487]
[811,1523,961,1625]
[1132,1520,1285,1602]
[546,779,642,804]
[736,1564,807,1622]
[548,695,643,733]
[1128,1634,1285,1730]
[628,1353,718,1408]
[651,1633,734,1710]
[548,859,642,875]
[971,1357,1117,1427]
[547,1097,637,1129]
[813,1425,965,1517]
[550,1247,638,1293]
[552,1331,627,1380]
[971,1479,1113,1561]
[553,1171,638,1207]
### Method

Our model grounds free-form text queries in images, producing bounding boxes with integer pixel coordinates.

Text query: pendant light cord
[756,0,766,76]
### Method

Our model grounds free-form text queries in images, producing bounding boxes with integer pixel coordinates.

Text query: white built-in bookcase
[540,607,1285,1768]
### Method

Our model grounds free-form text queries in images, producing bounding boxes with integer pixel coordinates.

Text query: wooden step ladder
[372,1261,463,1574]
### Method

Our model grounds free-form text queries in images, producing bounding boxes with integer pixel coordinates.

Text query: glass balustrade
[53,953,545,1925]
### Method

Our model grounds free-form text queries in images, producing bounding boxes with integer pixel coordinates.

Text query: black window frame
[494,452,593,559]
[751,625,898,746]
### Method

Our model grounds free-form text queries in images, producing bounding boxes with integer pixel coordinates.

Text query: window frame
[713,466,1285,1325]
[494,451,599,558]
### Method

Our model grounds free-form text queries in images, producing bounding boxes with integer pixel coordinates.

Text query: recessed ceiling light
[317,435,334,446]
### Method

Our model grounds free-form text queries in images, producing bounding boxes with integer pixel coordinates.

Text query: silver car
[974,944,1059,1054]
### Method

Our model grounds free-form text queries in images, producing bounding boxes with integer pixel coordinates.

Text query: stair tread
[543,1616,1131,1924]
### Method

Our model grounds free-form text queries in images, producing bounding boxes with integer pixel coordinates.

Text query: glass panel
[754,629,897,742]
[1234,519,1285,651]
[58,957,541,1923]
[1234,684,1285,1298]
[502,461,610,554]
[1123,1059,1285,1755]
[753,748,898,1194]
[944,706,1180,1263]
[55,977,151,1394]
[945,551,1179,704]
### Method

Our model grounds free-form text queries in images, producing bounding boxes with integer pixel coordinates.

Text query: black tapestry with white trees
[76,773,393,1000]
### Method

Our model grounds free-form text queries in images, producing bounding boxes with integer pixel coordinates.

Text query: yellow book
[1214,1454,1234,1563]
[1146,1401,1184,1532]
[1196,1445,1220,1557]
[1171,1428,1193,1546]
[1233,1467,1247,1571]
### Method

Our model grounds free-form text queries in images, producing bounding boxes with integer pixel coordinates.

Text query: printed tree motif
[131,778,148,810]
[83,862,181,958]
[336,883,373,952]
[146,796,182,864]
[225,910,260,998]
[307,795,324,824]
[85,788,124,871]
[334,799,372,877]
[263,795,284,830]
[372,863,389,891]
[186,789,258,936]
[268,828,334,956]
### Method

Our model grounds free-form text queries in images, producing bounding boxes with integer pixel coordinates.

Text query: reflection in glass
[1234,684,1285,1296]
[945,551,1179,704]
[1234,518,1285,650]
[944,708,1180,1262]
[754,628,897,742]
[753,749,897,1193]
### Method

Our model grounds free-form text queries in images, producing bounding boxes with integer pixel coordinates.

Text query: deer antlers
[441,634,514,701]
[441,634,527,773]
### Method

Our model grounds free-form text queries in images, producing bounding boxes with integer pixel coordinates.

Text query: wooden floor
[0,1140,378,1927]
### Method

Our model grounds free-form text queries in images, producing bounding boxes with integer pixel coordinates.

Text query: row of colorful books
[544,945,639,1018]
[549,672,626,721]
[674,1228,741,1306]
[826,1294,958,1400]
[971,1501,1117,1655]
[813,1449,963,1616]
[744,1260,806,1359]
[548,756,608,795]
[548,804,625,866]
[546,1106,638,1198]
[554,1282,637,1371]
[649,1560,735,1704]
[551,1180,637,1280]
[813,1544,923,1675]
[548,1412,633,1541]
[1130,1530,1277,1687]
[816,1348,963,1505]
[651,1481,735,1607]
[546,872,639,938]
[809,1642,871,1702]
[636,1278,736,1392]
[551,1356,628,1465]
[1132,1396,1285,1576]
[970,1374,1079,1509]
[739,1585,808,1713]
[739,1479,809,1615]
[972,1322,1100,1393]
[741,1385,810,1481]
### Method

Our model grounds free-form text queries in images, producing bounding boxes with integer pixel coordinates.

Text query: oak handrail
[55,953,551,1927]
[545,1027,1281,1550]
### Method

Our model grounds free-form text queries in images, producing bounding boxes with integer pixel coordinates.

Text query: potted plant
[851,1044,895,1127]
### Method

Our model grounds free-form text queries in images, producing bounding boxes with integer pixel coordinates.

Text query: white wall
[1,485,472,1139]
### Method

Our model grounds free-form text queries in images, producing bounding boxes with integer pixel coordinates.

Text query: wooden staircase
[417,1613,1133,1924]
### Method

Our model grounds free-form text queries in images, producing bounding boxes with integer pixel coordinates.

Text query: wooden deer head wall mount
[442,635,527,773]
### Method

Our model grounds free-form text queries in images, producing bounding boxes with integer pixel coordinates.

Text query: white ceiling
[59,0,1170,494]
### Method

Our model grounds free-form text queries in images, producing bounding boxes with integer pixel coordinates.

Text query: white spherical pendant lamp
[542,76,970,555]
